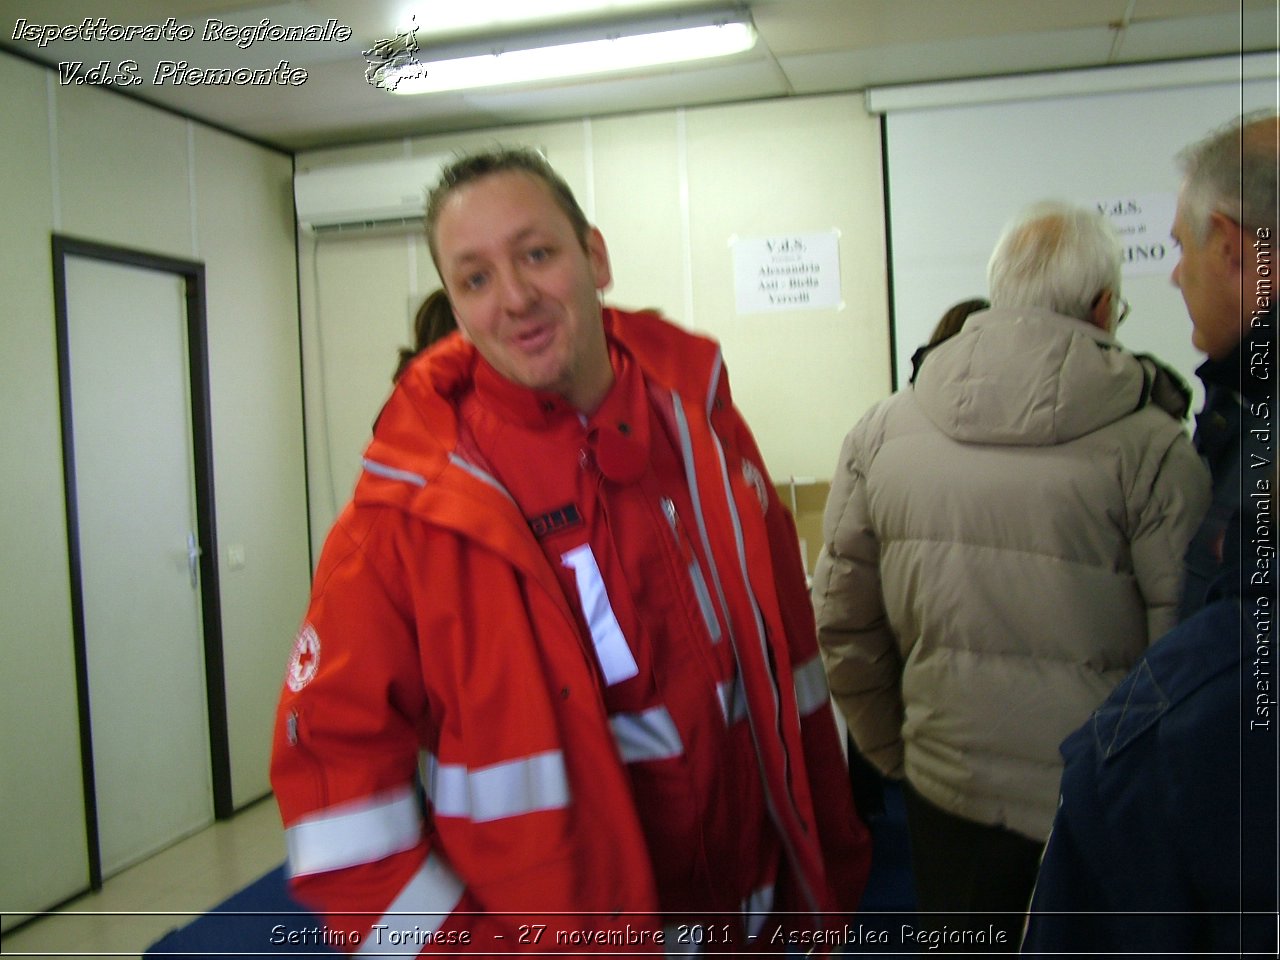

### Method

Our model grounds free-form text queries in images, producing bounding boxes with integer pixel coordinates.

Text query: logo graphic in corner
[363,16,426,91]
[287,624,321,692]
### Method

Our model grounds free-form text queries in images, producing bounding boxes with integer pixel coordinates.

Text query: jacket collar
[1196,341,1244,395]
[469,338,655,486]
[1194,305,1276,402]
[359,307,721,506]
[472,354,576,429]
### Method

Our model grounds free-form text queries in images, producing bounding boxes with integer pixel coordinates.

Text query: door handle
[187,531,202,588]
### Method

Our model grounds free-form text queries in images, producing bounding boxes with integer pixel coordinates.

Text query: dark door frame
[51,234,232,892]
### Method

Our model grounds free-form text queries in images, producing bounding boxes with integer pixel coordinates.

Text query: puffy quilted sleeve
[811,416,906,779]
[1128,421,1212,641]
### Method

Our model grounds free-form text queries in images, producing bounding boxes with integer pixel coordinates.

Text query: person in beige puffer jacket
[813,200,1210,949]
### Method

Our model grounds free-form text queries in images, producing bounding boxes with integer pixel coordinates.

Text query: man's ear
[1207,210,1244,272]
[1089,289,1115,332]
[586,227,613,292]
[1095,289,1116,335]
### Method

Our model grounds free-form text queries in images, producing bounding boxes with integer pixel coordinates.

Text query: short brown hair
[425,147,591,269]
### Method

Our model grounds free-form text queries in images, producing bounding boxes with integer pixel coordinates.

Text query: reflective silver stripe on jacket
[673,378,820,915]
[661,496,723,644]
[669,397,738,656]
[792,653,831,718]
[719,658,828,726]
[448,452,512,500]
[362,458,427,487]
[742,881,776,941]
[672,382,785,732]
[717,674,750,726]
[357,851,466,955]
[286,785,422,878]
[421,750,571,822]
[688,558,723,642]
[610,705,684,763]
[560,543,640,686]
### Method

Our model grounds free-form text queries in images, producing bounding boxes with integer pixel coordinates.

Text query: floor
[2,796,285,959]
[1,783,913,958]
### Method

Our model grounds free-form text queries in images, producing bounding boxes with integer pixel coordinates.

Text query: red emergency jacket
[271,308,869,953]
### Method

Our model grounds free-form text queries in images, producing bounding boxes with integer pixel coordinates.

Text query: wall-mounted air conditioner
[294,155,451,234]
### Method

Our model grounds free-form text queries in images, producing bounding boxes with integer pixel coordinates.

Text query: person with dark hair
[1022,110,1278,956]
[271,146,870,952]
[814,201,1208,950]
[908,297,991,383]
[392,288,457,382]
[927,297,990,347]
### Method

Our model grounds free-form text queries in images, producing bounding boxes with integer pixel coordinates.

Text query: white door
[65,255,215,878]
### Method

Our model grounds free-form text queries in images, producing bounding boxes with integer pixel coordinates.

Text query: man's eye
[526,247,551,263]
[463,272,488,290]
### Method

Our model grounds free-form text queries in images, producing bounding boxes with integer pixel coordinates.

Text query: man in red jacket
[271,147,869,954]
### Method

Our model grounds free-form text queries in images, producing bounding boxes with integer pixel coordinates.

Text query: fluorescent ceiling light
[397,0,703,36]
[381,9,757,95]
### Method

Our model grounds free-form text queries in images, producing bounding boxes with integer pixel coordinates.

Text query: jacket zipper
[661,497,722,643]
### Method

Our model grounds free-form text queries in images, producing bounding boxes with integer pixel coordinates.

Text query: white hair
[1177,109,1279,243]
[987,201,1123,324]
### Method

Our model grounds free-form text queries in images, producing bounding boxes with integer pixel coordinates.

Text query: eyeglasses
[1091,292,1130,327]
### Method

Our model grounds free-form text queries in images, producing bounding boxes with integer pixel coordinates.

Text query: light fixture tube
[384,9,756,95]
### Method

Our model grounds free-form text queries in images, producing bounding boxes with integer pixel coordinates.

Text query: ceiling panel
[0,0,1269,150]
[751,0,1136,53]
[778,28,1117,95]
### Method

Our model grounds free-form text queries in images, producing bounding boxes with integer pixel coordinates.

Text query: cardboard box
[773,476,831,582]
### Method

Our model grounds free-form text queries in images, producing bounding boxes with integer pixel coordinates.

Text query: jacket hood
[912,306,1153,446]
[356,308,727,511]
[363,330,472,490]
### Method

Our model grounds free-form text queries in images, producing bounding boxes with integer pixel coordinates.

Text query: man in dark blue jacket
[1022,111,1278,955]
[1021,535,1273,953]
[1174,111,1278,617]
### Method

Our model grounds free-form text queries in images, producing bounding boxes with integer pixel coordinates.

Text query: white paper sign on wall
[1094,193,1178,277]
[732,231,842,314]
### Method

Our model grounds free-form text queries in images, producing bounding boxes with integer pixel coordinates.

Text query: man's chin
[1195,334,1240,363]
[1189,323,1214,358]
[512,366,569,398]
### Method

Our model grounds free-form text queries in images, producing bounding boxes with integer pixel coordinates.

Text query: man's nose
[496,264,537,312]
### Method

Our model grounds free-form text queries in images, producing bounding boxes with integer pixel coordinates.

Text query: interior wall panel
[0,54,88,933]
[0,48,308,924]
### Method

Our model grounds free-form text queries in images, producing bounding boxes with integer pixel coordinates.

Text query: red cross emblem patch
[287,623,321,692]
